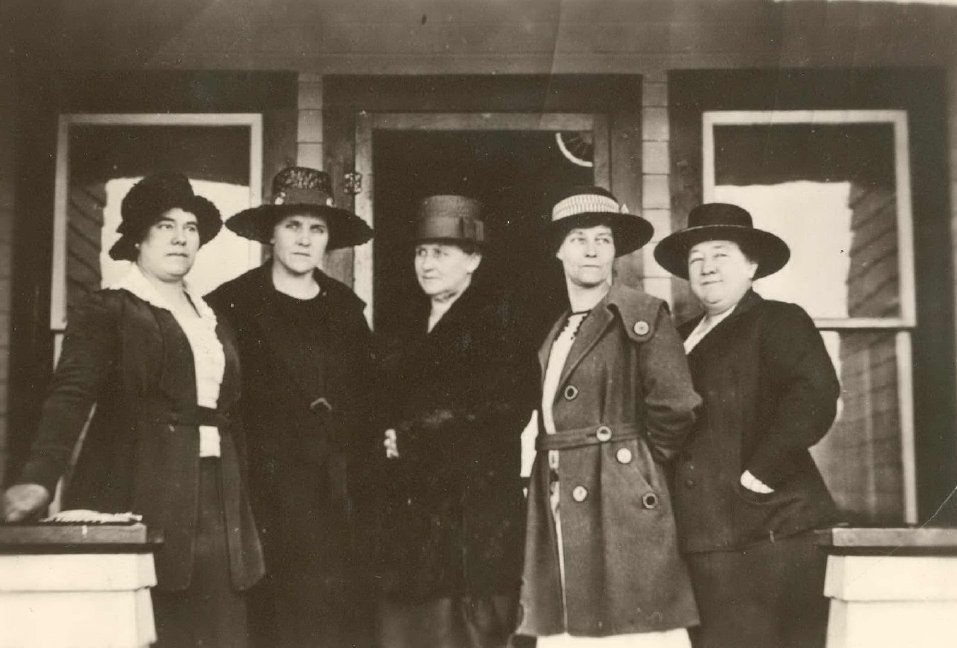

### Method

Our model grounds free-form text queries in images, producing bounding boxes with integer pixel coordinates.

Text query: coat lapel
[687,290,763,360]
[556,302,614,391]
[538,315,566,385]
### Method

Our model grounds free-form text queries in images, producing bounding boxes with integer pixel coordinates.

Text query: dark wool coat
[374,284,539,602]
[518,283,702,638]
[206,264,377,602]
[17,288,265,592]
[674,290,840,552]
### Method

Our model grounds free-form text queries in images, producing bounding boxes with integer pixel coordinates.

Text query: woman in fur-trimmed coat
[374,195,539,648]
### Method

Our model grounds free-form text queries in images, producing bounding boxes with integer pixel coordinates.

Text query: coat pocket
[609,438,667,512]
[731,482,800,544]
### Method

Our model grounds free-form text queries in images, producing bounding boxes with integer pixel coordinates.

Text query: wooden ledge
[816,527,957,555]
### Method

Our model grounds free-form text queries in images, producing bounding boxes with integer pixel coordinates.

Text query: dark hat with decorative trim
[413,195,486,246]
[654,202,790,279]
[546,186,653,257]
[226,166,373,250]
[109,172,222,261]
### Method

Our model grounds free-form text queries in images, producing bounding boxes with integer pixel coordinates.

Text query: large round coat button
[595,425,612,442]
[685,478,696,488]
[642,492,659,509]
[572,486,589,502]
[633,320,650,336]
[616,447,633,464]
[563,385,579,401]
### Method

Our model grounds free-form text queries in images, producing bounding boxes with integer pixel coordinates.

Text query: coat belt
[135,400,230,429]
[536,423,641,451]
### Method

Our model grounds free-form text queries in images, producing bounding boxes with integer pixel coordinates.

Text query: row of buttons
[570,485,659,509]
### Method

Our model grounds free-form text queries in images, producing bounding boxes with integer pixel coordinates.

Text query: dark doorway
[372,129,593,340]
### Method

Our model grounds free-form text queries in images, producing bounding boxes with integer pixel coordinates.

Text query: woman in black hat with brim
[373,195,538,648]
[654,202,841,648]
[517,186,701,648]
[4,172,266,647]
[206,166,377,648]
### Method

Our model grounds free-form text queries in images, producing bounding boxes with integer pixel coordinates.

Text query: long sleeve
[746,303,840,486]
[18,292,119,494]
[639,303,702,463]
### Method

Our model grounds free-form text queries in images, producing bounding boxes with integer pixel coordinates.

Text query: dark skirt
[151,459,249,648]
[685,531,829,648]
[246,454,372,648]
[377,594,518,648]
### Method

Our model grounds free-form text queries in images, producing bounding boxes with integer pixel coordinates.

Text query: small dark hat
[546,186,653,257]
[226,166,372,250]
[109,173,222,261]
[654,202,790,279]
[413,195,486,246]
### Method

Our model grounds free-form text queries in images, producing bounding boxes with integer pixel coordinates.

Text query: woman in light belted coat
[518,187,701,647]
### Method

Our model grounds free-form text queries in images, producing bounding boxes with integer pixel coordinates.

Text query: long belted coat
[374,284,539,602]
[16,287,265,592]
[673,290,840,552]
[518,283,701,638]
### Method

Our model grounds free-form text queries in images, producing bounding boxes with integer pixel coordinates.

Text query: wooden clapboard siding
[65,183,106,318]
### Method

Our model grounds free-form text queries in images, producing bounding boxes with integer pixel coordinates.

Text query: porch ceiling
[3,0,957,73]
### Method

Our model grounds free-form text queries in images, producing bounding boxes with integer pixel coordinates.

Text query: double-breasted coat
[374,284,539,602]
[673,290,840,552]
[16,286,265,591]
[206,264,377,606]
[518,283,701,638]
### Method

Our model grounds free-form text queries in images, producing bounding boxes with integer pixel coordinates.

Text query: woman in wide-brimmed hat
[654,202,840,648]
[206,166,376,648]
[517,186,701,648]
[373,195,538,648]
[4,172,265,647]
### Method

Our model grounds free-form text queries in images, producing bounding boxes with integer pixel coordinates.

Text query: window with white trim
[703,110,917,525]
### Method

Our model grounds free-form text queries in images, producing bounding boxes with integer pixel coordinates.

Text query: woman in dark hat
[205,166,377,648]
[517,186,700,648]
[654,202,841,648]
[3,172,265,647]
[373,195,538,648]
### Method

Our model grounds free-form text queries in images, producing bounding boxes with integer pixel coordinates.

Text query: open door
[354,112,609,336]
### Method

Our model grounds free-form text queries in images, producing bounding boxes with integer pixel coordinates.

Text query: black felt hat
[654,202,790,279]
[226,166,372,250]
[109,173,222,261]
[546,186,653,257]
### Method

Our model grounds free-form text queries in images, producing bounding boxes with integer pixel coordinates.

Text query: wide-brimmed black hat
[654,202,790,279]
[546,186,653,257]
[226,166,373,250]
[109,173,222,261]
[413,195,486,246]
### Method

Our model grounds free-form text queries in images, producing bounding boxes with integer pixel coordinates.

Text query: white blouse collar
[108,264,218,324]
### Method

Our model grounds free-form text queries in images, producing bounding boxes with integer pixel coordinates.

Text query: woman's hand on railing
[3,483,52,522]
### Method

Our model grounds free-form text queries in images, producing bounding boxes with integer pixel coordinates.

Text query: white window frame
[51,113,264,332]
[702,109,917,523]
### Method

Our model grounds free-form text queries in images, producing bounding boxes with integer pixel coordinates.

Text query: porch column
[641,70,673,306]
[949,61,957,438]
[0,47,15,487]
[297,73,324,170]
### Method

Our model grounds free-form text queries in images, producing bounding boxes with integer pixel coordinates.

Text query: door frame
[353,111,609,321]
